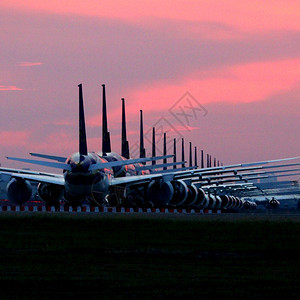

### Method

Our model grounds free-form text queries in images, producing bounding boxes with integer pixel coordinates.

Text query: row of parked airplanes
[1,84,299,211]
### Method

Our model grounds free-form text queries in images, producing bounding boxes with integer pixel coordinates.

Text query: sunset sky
[0,1,299,171]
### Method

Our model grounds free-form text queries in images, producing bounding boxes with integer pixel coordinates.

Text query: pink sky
[0,1,299,171]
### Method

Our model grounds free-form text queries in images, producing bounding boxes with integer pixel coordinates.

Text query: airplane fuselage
[63,152,113,205]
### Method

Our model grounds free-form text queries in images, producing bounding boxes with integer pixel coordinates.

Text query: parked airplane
[27,83,281,209]
[0,84,173,207]
[1,84,299,210]
[6,83,186,207]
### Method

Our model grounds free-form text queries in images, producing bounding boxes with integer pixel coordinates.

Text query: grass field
[0,212,300,299]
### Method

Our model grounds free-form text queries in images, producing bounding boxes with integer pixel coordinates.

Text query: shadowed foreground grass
[0,213,300,299]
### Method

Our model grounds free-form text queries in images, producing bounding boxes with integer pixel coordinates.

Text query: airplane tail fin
[102,84,111,154]
[121,98,130,159]
[140,110,146,163]
[152,127,156,165]
[163,133,167,170]
[78,84,88,156]
[182,138,185,168]
[189,142,192,167]
[173,138,177,169]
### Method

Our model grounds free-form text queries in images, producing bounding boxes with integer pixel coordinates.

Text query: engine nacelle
[268,198,280,209]
[214,196,222,210]
[231,196,239,209]
[226,195,234,209]
[243,200,257,210]
[207,194,217,209]
[195,188,206,208]
[6,177,32,205]
[37,183,64,206]
[201,195,210,209]
[220,195,230,209]
[235,197,244,209]
[183,184,198,207]
[169,180,189,207]
[147,180,174,207]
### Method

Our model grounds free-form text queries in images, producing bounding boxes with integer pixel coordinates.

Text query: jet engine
[37,183,64,206]
[214,195,222,210]
[195,188,206,208]
[196,188,210,209]
[235,197,244,209]
[146,180,174,207]
[184,184,198,207]
[225,195,235,209]
[220,195,231,209]
[169,180,189,207]
[207,194,217,209]
[230,196,239,209]
[200,193,210,209]
[6,177,32,205]
[243,200,257,210]
[268,198,280,209]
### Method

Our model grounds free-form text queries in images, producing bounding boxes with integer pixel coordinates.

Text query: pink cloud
[2,1,299,32]
[87,114,101,128]
[48,120,75,126]
[32,131,76,154]
[17,62,44,67]
[0,85,23,91]
[0,131,30,146]
[126,58,300,115]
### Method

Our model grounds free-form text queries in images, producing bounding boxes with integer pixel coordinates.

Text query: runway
[0,204,221,214]
[1,205,300,223]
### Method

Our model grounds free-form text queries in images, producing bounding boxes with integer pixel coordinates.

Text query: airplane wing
[0,170,64,186]
[0,167,62,178]
[6,154,174,172]
[2,156,299,196]
[111,173,174,186]
[29,153,67,162]
[109,157,300,198]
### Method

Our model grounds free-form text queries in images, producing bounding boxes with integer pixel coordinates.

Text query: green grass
[0,213,300,298]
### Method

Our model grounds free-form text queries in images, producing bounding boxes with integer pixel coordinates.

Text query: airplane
[0,84,225,208]
[27,83,262,209]
[0,84,174,207]
[2,83,190,208]
[28,84,180,206]
[1,83,299,210]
